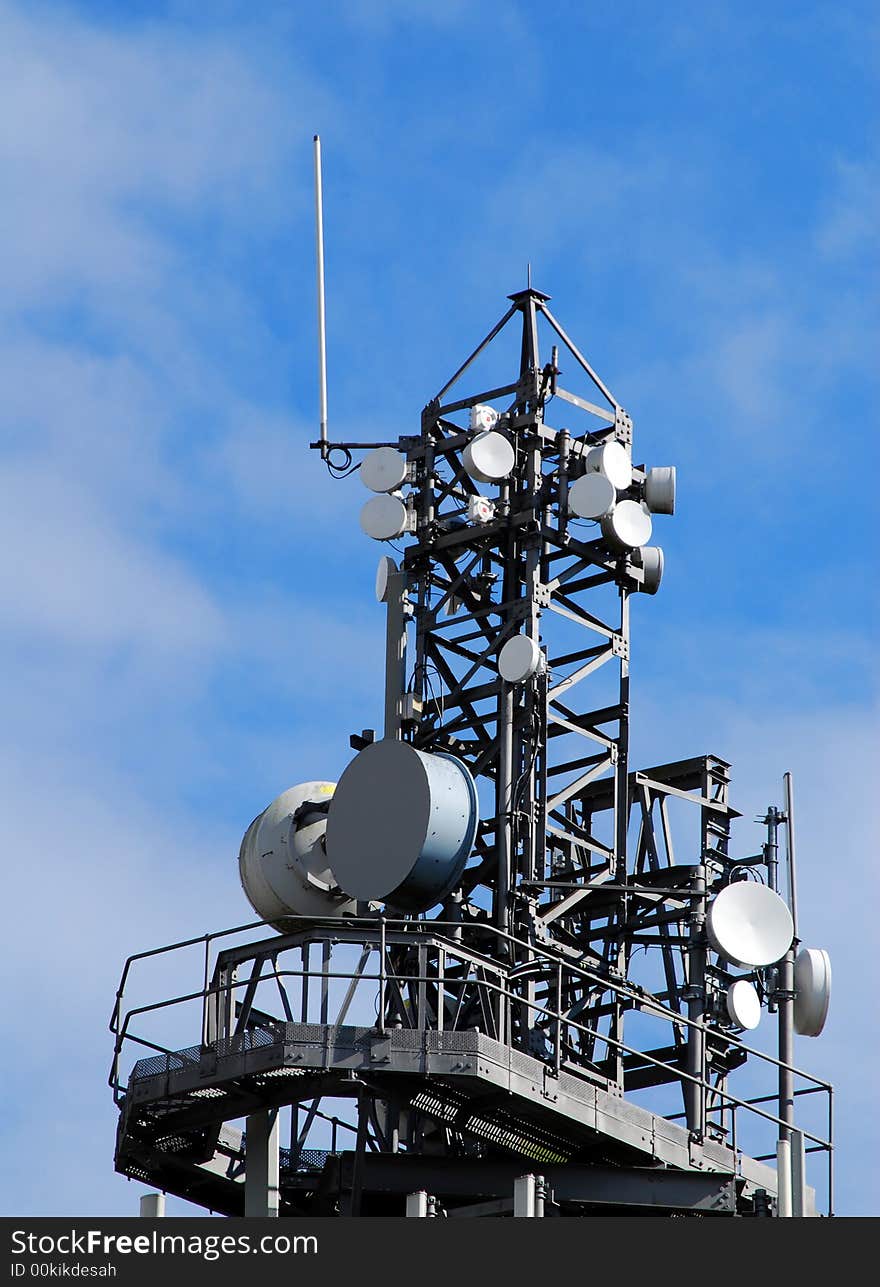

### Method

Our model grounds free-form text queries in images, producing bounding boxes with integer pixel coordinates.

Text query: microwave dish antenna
[726,979,762,1030]
[794,947,832,1037]
[707,881,794,969]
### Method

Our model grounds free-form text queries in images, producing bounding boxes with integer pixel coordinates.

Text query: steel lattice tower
[110,279,833,1219]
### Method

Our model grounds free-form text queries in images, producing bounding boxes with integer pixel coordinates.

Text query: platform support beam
[406,1191,430,1217]
[245,1108,280,1217]
[514,1173,545,1217]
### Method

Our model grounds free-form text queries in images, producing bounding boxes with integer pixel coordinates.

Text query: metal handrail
[111,935,832,1143]
[109,916,833,1210]
[110,915,832,1092]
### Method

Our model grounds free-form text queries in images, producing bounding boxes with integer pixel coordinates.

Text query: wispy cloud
[0,0,875,1217]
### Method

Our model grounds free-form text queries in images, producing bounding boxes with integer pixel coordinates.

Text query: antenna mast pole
[778,771,799,1141]
[314,134,329,459]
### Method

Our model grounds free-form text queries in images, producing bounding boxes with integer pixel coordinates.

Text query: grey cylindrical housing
[325,739,478,912]
[239,781,357,929]
[644,466,676,515]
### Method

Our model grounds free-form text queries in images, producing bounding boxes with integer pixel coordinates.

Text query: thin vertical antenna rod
[314,134,329,459]
[783,770,799,938]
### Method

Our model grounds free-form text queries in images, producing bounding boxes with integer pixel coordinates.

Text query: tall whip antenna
[314,134,329,459]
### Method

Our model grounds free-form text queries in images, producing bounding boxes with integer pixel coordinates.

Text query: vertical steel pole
[383,568,408,740]
[139,1193,165,1218]
[776,1138,792,1217]
[513,1173,537,1217]
[406,1191,429,1217]
[763,805,780,894]
[685,862,707,1136]
[313,135,328,458]
[790,1128,805,1217]
[320,938,330,1026]
[778,773,799,1144]
[347,1090,370,1216]
[244,1109,280,1217]
[764,803,782,1018]
[783,771,799,938]
[496,692,515,934]
[778,948,795,1142]
[614,590,631,885]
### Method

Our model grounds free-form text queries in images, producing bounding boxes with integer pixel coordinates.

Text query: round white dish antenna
[794,947,831,1037]
[634,545,664,595]
[601,500,653,550]
[375,554,398,603]
[470,403,499,433]
[462,431,515,483]
[360,494,408,541]
[726,979,761,1030]
[498,634,545,684]
[325,740,478,913]
[239,782,358,929]
[645,466,676,515]
[569,472,616,520]
[707,881,794,968]
[586,441,632,490]
[360,447,408,493]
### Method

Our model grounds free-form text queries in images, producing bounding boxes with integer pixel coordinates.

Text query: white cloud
[0,740,245,1215]
[0,1,318,306]
[0,0,874,1218]
[343,0,479,33]
[815,158,880,260]
[0,460,225,653]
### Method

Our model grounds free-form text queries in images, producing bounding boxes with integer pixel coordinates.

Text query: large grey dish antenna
[794,947,831,1037]
[325,739,478,913]
[707,881,794,968]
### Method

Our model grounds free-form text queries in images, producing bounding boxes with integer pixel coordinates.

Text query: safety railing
[110,914,833,1213]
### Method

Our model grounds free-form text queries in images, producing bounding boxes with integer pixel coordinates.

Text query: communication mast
[109,141,833,1218]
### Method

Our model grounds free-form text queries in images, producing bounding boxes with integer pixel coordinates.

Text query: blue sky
[0,0,876,1216]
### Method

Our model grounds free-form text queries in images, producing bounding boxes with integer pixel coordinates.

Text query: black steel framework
[109,289,832,1217]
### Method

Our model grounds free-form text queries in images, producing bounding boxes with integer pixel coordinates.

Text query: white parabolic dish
[569,471,616,520]
[586,441,632,490]
[726,979,761,1030]
[462,431,515,483]
[794,947,832,1037]
[645,465,676,515]
[360,447,408,493]
[707,881,794,968]
[360,494,408,541]
[375,554,398,603]
[634,545,664,595]
[498,634,545,683]
[601,500,653,550]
